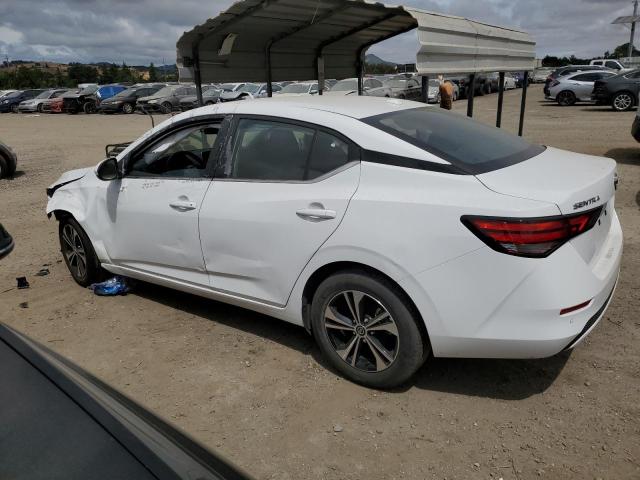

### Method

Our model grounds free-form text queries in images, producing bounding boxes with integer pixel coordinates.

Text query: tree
[148,62,159,82]
[611,42,640,58]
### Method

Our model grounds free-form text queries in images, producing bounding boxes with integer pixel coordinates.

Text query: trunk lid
[476,146,616,215]
[476,147,617,263]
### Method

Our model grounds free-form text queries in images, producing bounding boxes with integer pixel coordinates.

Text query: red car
[43,96,64,113]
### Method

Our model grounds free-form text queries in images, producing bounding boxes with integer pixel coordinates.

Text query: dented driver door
[103,122,223,286]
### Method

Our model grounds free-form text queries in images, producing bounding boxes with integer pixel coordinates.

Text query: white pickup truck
[589,59,633,73]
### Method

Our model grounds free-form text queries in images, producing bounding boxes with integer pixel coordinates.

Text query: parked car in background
[326,78,391,97]
[0,90,17,98]
[532,68,554,83]
[457,74,489,98]
[0,223,13,259]
[47,96,622,388]
[43,91,77,113]
[544,65,614,96]
[384,76,422,100]
[0,89,45,113]
[592,69,640,111]
[180,83,247,110]
[82,85,127,113]
[484,72,517,91]
[18,89,69,113]
[62,85,99,113]
[0,140,17,178]
[511,71,532,88]
[589,59,631,73]
[98,85,163,114]
[504,73,517,89]
[136,84,200,113]
[548,70,616,106]
[276,81,319,96]
[219,82,281,102]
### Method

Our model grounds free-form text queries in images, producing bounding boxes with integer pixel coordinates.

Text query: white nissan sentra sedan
[46,96,622,388]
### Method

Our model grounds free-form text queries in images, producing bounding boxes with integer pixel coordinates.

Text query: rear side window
[362,107,545,174]
[230,119,353,181]
[572,73,596,82]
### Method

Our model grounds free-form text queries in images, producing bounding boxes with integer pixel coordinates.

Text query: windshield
[6,91,23,98]
[220,83,239,91]
[386,79,407,88]
[281,83,313,94]
[151,86,176,97]
[363,107,545,174]
[331,80,358,91]
[114,88,135,97]
[36,91,52,99]
[79,85,98,95]
[238,84,260,94]
[203,88,222,97]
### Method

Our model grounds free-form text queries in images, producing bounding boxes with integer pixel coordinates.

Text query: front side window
[229,119,353,181]
[571,73,593,82]
[128,124,219,178]
[363,107,545,174]
[605,61,620,69]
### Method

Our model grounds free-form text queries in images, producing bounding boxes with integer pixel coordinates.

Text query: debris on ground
[88,276,131,296]
[19,302,28,309]
[34,268,49,277]
[16,277,29,289]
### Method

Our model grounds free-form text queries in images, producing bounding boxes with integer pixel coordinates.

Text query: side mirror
[96,157,120,181]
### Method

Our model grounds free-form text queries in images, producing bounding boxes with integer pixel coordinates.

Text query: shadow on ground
[604,147,640,166]
[133,281,570,401]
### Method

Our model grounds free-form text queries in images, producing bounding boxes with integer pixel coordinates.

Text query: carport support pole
[266,44,273,97]
[467,73,476,117]
[317,56,325,96]
[496,72,505,128]
[357,52,364,96]
[193,46,203,107]
[518,71,529,136]
[421,75,429,103]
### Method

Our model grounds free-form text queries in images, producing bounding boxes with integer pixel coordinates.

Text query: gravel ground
[1,85,639,479]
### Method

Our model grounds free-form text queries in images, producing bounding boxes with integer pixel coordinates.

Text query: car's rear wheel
[0,156,7,179]
[612,92,634,111]
[122,103,134,114]
[161,102,173,113]
[59,217,101,287]
[36,104,43,113]
[10,104,18,113]
[83,102,96,114]
[310,271,428,388]
[557,90,576,106]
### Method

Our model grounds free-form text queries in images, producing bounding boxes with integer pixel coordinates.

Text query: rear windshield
[362,107,545,174]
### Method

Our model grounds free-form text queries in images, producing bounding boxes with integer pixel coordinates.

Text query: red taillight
[560,300,591,315]
[461,207,602,258]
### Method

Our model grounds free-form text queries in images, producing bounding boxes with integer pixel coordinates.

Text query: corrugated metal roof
[176,0,535,83]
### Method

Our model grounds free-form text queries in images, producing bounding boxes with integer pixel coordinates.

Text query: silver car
[136,85,199,113]
[547,70,616,106]
[18,89,68,113]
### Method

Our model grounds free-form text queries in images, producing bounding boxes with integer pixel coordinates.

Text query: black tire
[611,91,634,112]
[310,270,428,389]
[83,102,96,114]
[36,104,43,113]
[58,217,101,287]
[10,104,18,113]
[122,102,134,114]
[161,102,173,113]
[0,156,7,179]
[556,90,576,106]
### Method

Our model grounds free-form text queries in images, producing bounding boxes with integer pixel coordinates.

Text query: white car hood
[49,167,92,189]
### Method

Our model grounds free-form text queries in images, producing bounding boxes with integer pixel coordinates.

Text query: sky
[0,0,637,66]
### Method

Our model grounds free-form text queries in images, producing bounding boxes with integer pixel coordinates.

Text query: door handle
[296,208,337,221]
[169,200,197,211]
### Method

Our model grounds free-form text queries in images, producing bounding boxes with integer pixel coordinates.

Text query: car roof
[209,96,419,120]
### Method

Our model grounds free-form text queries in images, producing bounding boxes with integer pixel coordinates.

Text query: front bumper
[407,209,623,359]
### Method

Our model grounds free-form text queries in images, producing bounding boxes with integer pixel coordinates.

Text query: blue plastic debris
[88,276,130,296]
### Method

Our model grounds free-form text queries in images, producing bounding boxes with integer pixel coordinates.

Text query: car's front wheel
[556,90,576,106]
[612,91,634,111]
[310,271,428,388]
[122,103,134,114]
[59,217,101,287]
[10,104,18,113]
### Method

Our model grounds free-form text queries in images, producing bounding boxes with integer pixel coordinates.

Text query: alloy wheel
[123,103,133,114]
[613,93,632,111]
[323,290,399,372]
[61,224,88,280]
[557,91,574,106]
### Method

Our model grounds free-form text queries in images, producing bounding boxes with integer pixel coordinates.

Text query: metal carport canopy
[176,0,536,84]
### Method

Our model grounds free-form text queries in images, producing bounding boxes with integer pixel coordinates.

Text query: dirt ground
[1,86,639,479]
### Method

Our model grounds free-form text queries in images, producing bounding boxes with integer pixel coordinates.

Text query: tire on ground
[310,270,429,389]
